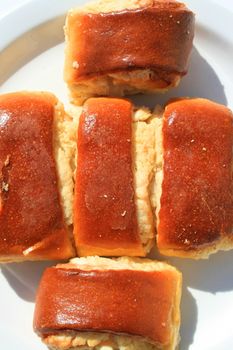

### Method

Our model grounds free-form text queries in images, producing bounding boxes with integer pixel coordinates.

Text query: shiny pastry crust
[156,98,233,259]
[74,98,142,256]
[34,256,182,350]
[0,92,75,262]
[64,0,194,105]
[71,100,156,256]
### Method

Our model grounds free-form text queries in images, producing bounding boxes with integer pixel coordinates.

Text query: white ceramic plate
[0,1,233,349]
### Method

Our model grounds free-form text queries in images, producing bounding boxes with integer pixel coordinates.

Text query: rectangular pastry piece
[34,256,182,350]
[73,97,156,256]
[155,98,233,258]
[0,92,75,262]
[64,0,195,104]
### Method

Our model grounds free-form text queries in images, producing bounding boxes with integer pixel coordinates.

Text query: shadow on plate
[169,249,233,293]
[179,286,197,350]
[151,245,233,293]
[0,15,65,85]
[149,246,233,348]
[0,260,61,302]
[131,46,227,108]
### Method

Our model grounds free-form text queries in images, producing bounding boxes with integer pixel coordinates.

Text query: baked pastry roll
[64,0,195,104]
[34,256,182,350]
[73,97,156,256]
[0,92,75,262]
[155,98,233,258]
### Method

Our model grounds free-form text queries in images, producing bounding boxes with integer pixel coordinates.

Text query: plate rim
[1,0,233,51]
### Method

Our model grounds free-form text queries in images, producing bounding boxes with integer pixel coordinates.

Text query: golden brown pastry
[73,97,156,256]
[64,0,195,104]
[0,92,75,262]
[72,97,233,259]
[155,98,233,258]
[34,256,182,350]
[2,94,230,261]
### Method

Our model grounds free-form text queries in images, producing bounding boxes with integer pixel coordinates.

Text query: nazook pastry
[72,97,156,256]
[72,97,233,259]
[34,256,182,350]
[154,98,233,258]
[1,93,231,261]
[64,0,195,104]
[0,92,75,262]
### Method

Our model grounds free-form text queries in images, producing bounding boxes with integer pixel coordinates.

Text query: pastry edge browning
[35,256,182,350]
[159,235,233,260]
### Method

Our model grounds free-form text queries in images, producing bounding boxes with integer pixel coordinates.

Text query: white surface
[0,1,233,350]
